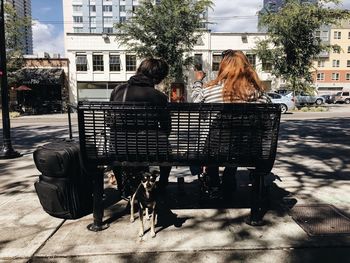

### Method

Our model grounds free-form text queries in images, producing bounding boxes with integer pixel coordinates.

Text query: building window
[348,32,350,39]
[93,54,104,71]
[246,54,256,68]
[126,55,136,71]
[73,5,82,12]
[262,59,272,72]
[317,73,324,81]
[334,31,341,39]
[120,16,126,23]
[346,73,350,81]
[332,60,340,67]
[103,5,112,12]
[212,54,221,71]
[110,55,121,71]
[120,5,126,12]
[89,17,96,24]
[332,73,339,81]
[103,27,113,33]
[74,27,83,33]
[348,46,350,53]
[76,54,87,71]
[90,5,96,12]
[103,17,113,24]
[90,27,96,33]
[194,53,203,69]
[347,60,350,67]
[317,60,325,67]
[320,31,329,41]
[73,16,83,23]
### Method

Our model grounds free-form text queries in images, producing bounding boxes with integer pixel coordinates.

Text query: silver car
[295,91,325,106]
[267,92,295,114]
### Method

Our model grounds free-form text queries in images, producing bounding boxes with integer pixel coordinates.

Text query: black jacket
[110,74,171,134]
[110,74,168,105]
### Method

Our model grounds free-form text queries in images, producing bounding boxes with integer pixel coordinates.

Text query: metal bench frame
[77,101,281,231]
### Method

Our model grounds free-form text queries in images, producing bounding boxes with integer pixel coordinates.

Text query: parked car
[276,89,293,97]
[276,90,324,106]
[334,91,350,104]
[267,92,295,114]
[321,94,336,104]
[295,92,325,106]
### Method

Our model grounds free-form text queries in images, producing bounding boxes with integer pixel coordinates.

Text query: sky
[31,0,350,56]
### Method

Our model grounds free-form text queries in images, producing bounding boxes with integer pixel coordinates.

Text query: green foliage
[256,0,350,93]
[115,0,213,84]
[4,3,31,85]
[297,106,328,112]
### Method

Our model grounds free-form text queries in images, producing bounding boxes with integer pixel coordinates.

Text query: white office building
[65,31,274,104]
[5,0,33,54]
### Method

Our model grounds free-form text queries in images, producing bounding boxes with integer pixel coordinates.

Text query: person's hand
[194,70,206,81]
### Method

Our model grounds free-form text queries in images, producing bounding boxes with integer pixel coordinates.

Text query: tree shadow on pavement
[0,124,77,196]
[276,117,350,204]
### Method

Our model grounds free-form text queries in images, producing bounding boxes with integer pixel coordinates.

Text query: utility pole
[0,0,21,159]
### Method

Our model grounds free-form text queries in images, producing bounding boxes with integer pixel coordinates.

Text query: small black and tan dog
[130,170,159,238]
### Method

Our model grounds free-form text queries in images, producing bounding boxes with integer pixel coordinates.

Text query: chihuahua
[130,170,159,238]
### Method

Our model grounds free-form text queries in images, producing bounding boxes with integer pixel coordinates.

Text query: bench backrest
[78,102,281,170]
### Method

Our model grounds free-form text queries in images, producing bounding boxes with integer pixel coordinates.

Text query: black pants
[206,166,237,187]
[113,165,171,189]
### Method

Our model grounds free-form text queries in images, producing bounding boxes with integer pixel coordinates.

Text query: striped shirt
[191,81,271,104]
[191,81,224,103]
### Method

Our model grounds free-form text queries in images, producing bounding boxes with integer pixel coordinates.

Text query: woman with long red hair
[191,50,270,199]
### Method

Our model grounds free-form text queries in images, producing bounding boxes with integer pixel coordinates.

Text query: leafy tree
[4,3,31,85]
[256,0,350,93]
[115,0,213,86]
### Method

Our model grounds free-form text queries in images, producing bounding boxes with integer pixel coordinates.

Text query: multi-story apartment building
[314,20,350,95]
[65,31,273,104]
[5,0,33,54]
[63,0,208,35]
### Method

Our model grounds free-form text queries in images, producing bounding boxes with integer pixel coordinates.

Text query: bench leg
[87,167,109,231]
[247,171,269,226]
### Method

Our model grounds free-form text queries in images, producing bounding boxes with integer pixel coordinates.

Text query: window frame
[102,5,113,12]
[89,5,96,12]
[334,31,341,39]
[73,16,83,23]
[332,72,340,81]
[212,54,221,71]
[126,55,137,71]
[109,54,121,72]
[317,60,325,67]
[316,72,325,81]
[73,5,82,12]
[246,53,256,68]
[76,54,88,72]
[93,54,104,72]
[332,59,340,68]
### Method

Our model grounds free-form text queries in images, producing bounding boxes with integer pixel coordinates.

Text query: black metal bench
[77,101,281,231]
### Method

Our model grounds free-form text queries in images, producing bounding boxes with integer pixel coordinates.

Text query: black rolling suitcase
[33,140,92,219]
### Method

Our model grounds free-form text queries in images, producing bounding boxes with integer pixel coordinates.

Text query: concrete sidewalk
[0,113,350,262]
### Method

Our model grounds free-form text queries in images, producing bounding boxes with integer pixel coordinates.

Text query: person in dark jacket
[110,58,172,191]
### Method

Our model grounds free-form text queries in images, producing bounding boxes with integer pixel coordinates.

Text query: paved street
[0,104,350,262]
